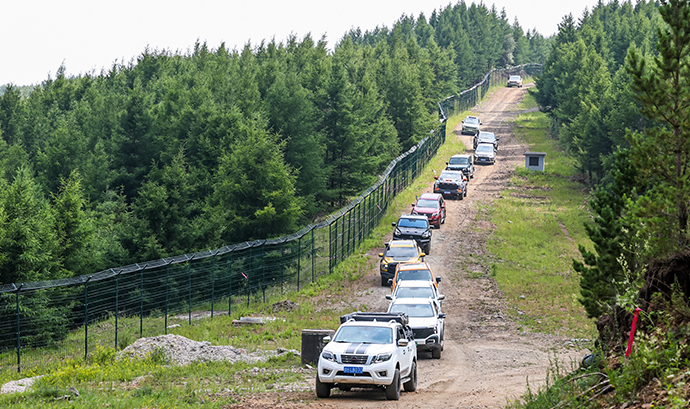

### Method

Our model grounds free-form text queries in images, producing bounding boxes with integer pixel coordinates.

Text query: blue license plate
[444,191,451,195]
[344,366,363,374]
[481,158,486,161]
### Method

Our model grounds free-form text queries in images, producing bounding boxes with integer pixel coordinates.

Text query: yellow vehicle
[379,240,425,286]
[390,262,441,292]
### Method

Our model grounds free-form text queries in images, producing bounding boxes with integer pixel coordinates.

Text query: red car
[411,193,446,228]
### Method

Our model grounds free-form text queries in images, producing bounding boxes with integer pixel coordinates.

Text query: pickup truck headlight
[393,228,401,236]
[321,351,336,362]
[373,353,392,363]
[431,212,438,217]
[421,231,431,238]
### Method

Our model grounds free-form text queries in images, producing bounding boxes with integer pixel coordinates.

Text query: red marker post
[625,307,643,358]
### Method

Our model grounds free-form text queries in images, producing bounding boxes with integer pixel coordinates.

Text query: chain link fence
[0,64,540,374]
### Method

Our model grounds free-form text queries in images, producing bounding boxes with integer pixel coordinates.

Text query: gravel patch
[117,334,299,366]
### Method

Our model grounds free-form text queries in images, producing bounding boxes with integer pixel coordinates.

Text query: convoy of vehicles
[315,120,507,400]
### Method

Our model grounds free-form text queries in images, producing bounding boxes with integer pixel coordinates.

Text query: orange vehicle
[389,262,441,291]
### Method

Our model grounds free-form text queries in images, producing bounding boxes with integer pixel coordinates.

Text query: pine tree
[625,0,690,252]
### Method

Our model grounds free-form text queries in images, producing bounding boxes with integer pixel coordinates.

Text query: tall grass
[487,92,595,338]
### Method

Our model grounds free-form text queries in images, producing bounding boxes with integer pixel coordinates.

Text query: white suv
[388,298,445,359]
[316,312,418,400]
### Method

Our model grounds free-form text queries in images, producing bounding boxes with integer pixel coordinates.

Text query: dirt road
[251,84,584,409]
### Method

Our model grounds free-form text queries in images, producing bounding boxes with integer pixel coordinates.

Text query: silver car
[508,75,523,87]
[474,143,496,164]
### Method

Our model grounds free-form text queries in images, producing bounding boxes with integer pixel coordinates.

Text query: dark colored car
[411,193,446,228]
[433,170,467,200]
[473,131,499,150]
[392,214,432,254]
[445,154,474,179]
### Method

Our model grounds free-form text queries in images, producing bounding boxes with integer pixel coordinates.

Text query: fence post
[15,283,23,373]
[84,275,93,359]
[136,263,148,338]
[164,261,170,334]
[210,251,218,318]
[113,269,123,348]
[297,236,302,291]
[227,250,234,316]
[261,245,266,303]
[187,257,194,326]
[311,228,315,283]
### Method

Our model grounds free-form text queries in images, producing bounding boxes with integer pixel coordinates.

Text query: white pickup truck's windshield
[389,303,435,318]
[476,145,494,154]
[439,171,463,180]
[395,286,435,298]
[334,326,393,344]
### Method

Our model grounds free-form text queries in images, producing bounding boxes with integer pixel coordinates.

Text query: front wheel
[403,362,417,392]
[385,368,401,400]
[315,376,331,398]
[432,348,441,359]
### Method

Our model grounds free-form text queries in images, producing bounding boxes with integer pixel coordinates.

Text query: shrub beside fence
[0,63,541,374]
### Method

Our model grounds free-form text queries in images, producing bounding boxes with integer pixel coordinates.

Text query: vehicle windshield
[397,218,428,228]
[334,326,393,344]
[397,269,433,282]
[476,145,494,154]
[439,171,463,180]
[478,133,495,141]
[510,76,521,81]
[385,246,419,258]
[389,303,435,318]
[464,117,479,125]
[448,157,469,165]
[394,286,435,299]
[415,199,439,208]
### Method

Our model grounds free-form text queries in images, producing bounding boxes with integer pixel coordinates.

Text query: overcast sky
[1,0,601,86]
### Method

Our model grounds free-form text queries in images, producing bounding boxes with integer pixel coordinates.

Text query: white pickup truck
[316,312,418,400]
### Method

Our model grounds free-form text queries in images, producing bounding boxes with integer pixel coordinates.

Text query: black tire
[381,276,388,286]
[459,192,464,200]
[385,368,401,400]
[403,362,417,392]
[315,376,331,398]
[432,347,441,359]
[425,243,431,255]
[464,189,468,197]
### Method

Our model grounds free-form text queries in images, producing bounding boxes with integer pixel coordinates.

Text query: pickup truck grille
[341,354,369,364]
[412,328,436,339]
[436,182,459,190]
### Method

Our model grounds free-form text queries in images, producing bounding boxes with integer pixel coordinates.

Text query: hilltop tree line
[535,0,690,319]
[0,2,549,286]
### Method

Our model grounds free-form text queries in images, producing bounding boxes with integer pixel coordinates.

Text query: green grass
[487,92,595,339]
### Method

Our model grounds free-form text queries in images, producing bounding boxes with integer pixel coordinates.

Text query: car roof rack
[340,311,409,325]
